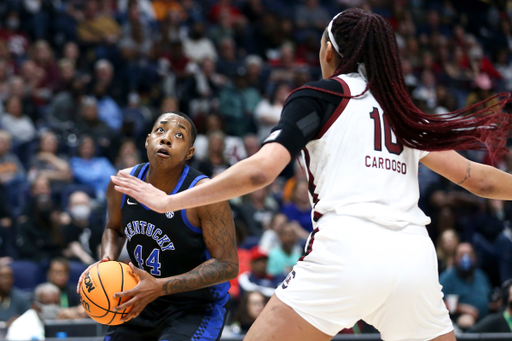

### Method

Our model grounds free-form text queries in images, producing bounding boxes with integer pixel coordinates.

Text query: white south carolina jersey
[300,72,430,230]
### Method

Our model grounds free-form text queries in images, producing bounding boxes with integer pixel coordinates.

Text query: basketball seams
[96,263,111,312]
[80,284,111,318]
[106,262,127,325]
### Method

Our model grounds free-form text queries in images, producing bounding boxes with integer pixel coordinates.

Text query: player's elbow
[249,169,272,188]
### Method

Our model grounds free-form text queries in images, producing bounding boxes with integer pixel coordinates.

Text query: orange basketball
[79,261,139,325]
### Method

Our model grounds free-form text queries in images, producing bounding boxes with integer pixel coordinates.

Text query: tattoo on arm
[457,161,471,185]
[162,203,238,296]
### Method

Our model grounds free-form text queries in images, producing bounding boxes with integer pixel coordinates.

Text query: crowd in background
[0,0,511,337]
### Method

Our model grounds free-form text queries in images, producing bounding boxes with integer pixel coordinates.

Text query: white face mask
[70,204,91,222]
[36,303,61,320]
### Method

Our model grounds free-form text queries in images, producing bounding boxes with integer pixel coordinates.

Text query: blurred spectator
[469,279,512,333]
[267,222,302,276]
[91,59,124,105]
[0,265,31,326]
[254,83,291,142]
[115,138,141,170]
[0,130,26,197]
[197,131,231,178]
[243,134,260,158]
[294,0,330,35]
[238,246,284,298]
[440,243,492,329]
[209,12,235,49]
[0,11,29,59]
[183,21,217,64]
[8,76,38,125]
[444,46,475,83]
[62,191,103,264]
[437,229,460,274]
[463,42,502,81]
[412,70,437,110]
[496,225,512,283]
[219,68,261,137]
[76,97,112,149]
[46,258,80,308]
[28,131,72,187]
[93,82,123,133]
[494,49,512,92]
[6,282,60,340]
[259,213,288,253]
[216,38,241,78]
[239,186,278,237]
[30,40,60,97]
[16,181,64,261]
[118,0,156,24]
[70,136,116,201]
[0,96,36,144]
[152,0,186,22]
[465,73,499,110]
[55,58,77,94]
[269,44,302,83]
[20,60,45,105]
[240,0,266,24]
[209,0,243,26]
[281,179,313,233]
[228,221,251,301]
[230,291,268,334]
[62,41,88,76]
[0,190,15,259]
[46,77,85,133]
[245,55,266,96]
[0,59,11,103]
[77,0,121,59]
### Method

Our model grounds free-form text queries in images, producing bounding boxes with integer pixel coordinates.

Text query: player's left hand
[111,171,172,213]
[113,262,161,322]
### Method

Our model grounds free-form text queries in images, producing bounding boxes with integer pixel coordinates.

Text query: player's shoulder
[286,78,346,105]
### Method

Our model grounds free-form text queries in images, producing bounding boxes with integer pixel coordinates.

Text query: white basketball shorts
[274,214,453,341]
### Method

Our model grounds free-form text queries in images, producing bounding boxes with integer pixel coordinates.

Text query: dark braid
[329,8,512,160]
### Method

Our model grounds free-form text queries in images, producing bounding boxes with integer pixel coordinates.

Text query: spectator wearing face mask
[61,191,103,264]
[6,283,61,340]
[469,279,512,332]
[440,243,492,330]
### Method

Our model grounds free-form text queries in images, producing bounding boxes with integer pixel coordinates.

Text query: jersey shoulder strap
[286,78,347,107]
[177,166,209,193]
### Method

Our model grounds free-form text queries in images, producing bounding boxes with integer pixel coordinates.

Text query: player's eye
[176,132,183,138]
[156,127,165,133]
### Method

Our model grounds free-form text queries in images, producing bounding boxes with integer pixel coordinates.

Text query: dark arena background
[0,0,510,339]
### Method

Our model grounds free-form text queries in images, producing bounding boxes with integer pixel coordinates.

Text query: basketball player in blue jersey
[77,112,238,341]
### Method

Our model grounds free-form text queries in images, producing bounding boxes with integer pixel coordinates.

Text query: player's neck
[145,163,186,194]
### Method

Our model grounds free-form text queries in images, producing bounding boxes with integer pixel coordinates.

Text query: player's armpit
[160,200,238,296]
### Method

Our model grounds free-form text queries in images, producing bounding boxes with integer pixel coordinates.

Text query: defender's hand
[76,256,111,293]
[113,262,161,322]
[111,171,171,213]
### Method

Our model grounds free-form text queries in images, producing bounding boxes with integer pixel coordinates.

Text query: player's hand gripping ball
[79,261,139,325]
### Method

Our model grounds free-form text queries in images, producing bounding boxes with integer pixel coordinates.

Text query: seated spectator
[243,134,260,158]
[239,186,278,237]
[245,55,266,96]
[254,83,291,142]
[93,83,123,133]
[0,130,27,207]
[8,76,38,125]
[0,96,36,145]
[70,136,116,201]
[0,11,30,60]
[294,0,330,35]
[46,77,85,134]
[121,92,151,139]
[197,131,231,178]
[281,179,313,233]
[28,131,72,188]
[152,0,186,22]
[436,229,460,274]
[114,138,141,170]
[259,213,288,253]
[440,243,492,329]
[496,225,512,283]
[46,258,80,308]
[30,40,60,99]
[6,283,61,340]
[267,223,302,277]
[16,180,65,261]
[90,59,124,106]
[0,60,11,103]
[216,38,241,78]
[75,97,112,149]
[218,69,261,137]
[183,21,217,64]
[20,60,46,106]
[0,191,16,259]
[238,246,284,298]
[466,73,499,111]
[469,279,512,333]
[228,221,251,301]
[54,58,77,94]
[230,291,268,334]
[0,265,31,326]
[62,191,103,264]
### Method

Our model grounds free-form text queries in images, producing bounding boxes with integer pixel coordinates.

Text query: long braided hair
[327,8,512,160]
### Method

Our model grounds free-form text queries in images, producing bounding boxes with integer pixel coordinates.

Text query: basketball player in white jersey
[112,9,512,341]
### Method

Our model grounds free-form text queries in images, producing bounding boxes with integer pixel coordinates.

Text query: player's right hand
[76,256,111,293]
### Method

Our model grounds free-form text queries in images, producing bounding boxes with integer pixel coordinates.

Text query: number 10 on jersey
[369,107,403,155]
[134,245,162,276]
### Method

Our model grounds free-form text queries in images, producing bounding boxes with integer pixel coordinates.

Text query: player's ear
[325,41,335,64]
[145,134,150,148]
[185,146,195,161]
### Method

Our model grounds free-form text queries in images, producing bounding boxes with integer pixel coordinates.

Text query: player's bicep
[199,200,238,264]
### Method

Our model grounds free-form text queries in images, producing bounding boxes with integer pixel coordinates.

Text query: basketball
[79,261,139,325]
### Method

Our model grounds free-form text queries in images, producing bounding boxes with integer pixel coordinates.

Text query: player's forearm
[159,258,238,296]
[465,163,512,200]
[167,147,286,211]
[100,228,126,260]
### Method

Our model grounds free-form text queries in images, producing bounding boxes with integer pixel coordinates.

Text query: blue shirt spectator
[94,85,123,133]
[70,136,116,201]
[281,180,313,233]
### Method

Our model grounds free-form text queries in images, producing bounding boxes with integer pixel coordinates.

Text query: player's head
[146,112,196,168]
[322,9,512,159]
